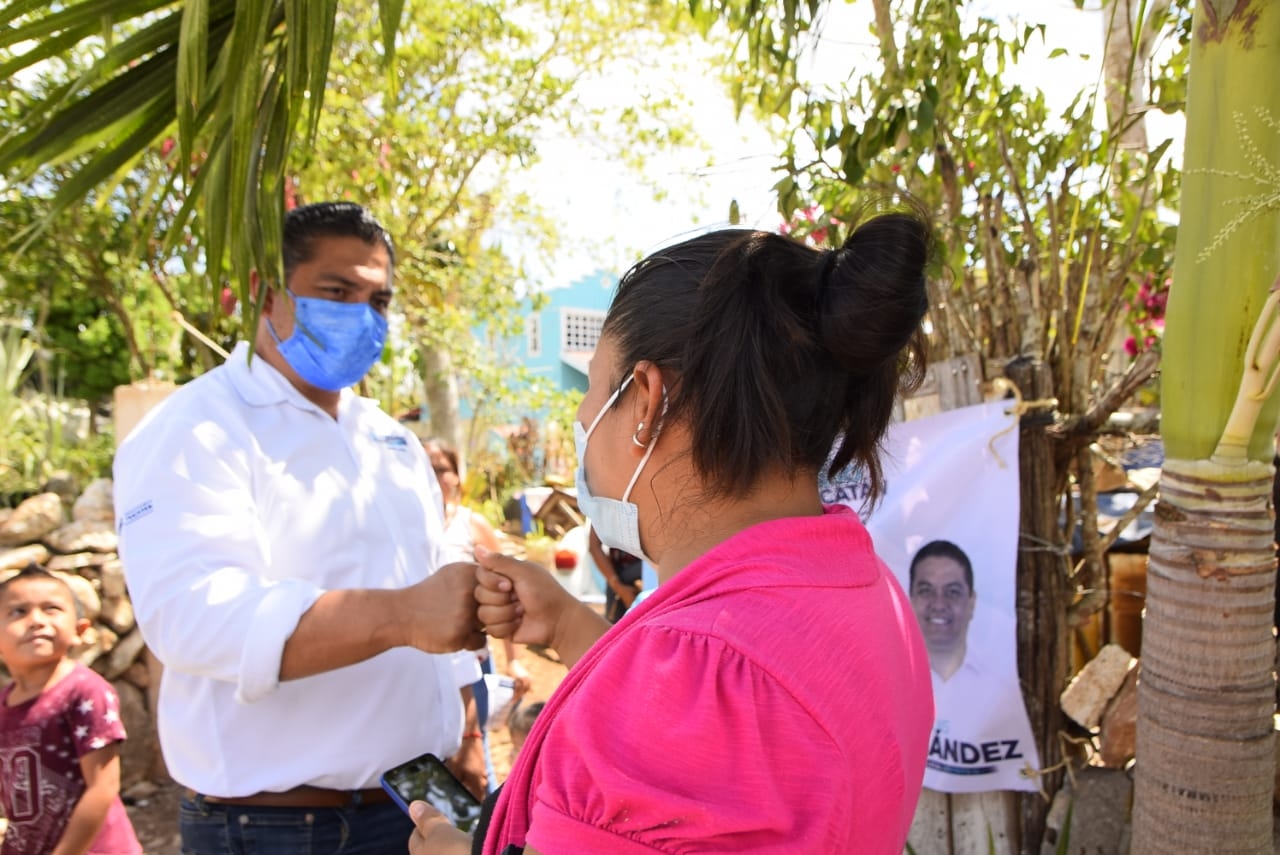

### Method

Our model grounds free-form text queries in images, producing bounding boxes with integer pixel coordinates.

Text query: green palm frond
[0,0,402,327]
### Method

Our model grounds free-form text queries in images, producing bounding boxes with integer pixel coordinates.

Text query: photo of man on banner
[820,399,1041,794]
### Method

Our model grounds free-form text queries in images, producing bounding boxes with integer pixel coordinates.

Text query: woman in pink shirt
[411,208,936,854]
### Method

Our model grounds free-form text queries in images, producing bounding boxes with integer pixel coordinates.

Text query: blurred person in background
[424,437,531,793]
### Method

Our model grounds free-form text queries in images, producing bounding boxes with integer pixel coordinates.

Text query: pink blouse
[484,505,933,854]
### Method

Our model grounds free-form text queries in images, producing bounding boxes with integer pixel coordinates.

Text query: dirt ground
[123,642,569,854]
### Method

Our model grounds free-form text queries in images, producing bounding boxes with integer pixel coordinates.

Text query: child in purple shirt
[0,566,142,855]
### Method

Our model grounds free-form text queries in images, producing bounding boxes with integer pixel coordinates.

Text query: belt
[188,785,393,809]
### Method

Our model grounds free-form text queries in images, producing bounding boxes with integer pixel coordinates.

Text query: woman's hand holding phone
[407,799,473,855]
[381,752,482,830]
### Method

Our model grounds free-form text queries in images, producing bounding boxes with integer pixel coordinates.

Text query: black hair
[602,204,931,504]
[0,563,85,619]
[507,699,545,736]
[282,202,396,280]
[908,540,974,592]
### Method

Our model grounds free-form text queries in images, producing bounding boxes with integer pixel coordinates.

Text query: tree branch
[1051,346,1161,442]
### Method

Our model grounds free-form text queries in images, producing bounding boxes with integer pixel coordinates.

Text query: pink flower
[1146,290,1168,317]
[1123,335,1138,356]
[220,287,237,316]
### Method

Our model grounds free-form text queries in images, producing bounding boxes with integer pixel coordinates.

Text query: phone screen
[379,752,483,833]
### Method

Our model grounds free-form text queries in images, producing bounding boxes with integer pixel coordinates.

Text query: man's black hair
[908,540,974,592]
[282,202,396,280]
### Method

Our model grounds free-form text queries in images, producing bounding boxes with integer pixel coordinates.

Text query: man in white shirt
[114,202,487,854]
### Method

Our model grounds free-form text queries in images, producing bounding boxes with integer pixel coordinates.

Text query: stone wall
[0,479,164,794]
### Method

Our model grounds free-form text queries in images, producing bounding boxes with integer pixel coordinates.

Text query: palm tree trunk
[1131,3,1280,849]
[1133,460,1276,853]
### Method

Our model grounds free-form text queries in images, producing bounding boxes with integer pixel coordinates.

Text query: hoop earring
[632,422,647,448]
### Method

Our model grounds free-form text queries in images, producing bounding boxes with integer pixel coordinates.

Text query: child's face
[0,577,87,671]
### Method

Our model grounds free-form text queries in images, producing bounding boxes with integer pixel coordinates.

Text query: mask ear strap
[585,375,633,439]
[621,385,668,502]
[621,440,660,502]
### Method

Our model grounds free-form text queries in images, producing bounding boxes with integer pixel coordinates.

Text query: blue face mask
[574,374,662,565]
[268,293,388,392]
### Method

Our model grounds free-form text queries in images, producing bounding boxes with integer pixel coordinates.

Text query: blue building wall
[510,269,616,394]
[403,269,616,431]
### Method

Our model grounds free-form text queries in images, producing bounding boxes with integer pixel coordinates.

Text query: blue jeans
[179,794,414,854]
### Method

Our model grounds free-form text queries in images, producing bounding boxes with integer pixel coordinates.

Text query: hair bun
[819,211,930,378]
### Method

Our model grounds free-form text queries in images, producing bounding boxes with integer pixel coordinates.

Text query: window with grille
[561,308,605,352]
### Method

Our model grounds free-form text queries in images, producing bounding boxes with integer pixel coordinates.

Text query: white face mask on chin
[573,374,661,565]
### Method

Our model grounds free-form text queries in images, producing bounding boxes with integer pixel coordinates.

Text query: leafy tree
[0,0,701,469]
[0,0,348,310]
[292,0,689,450]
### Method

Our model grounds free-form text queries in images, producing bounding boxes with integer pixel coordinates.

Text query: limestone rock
[77,624,116,668]
[1098,666,1139,767]
[102,629,146,681]
[113,679,160,790]
[0,493,65,548]
[53,570,101,620]
[1060,643,1135,731]
[124,660,151,690]
[0,543,51,571]
[45,518,117,554]
[1040,767,1132,855]
[98,558,127,599]
[46,550,110,572]
[72,478,115,522]
[100,595,136,635]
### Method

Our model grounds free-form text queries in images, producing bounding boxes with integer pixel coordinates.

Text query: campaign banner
[820,400,1041,794]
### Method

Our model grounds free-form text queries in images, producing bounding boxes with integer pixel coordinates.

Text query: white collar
[223,341,349,415]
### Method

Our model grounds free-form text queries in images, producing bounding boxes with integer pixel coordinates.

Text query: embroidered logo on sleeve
[118,500,154,532]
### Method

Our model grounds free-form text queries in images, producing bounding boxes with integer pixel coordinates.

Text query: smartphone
[379,751,483,833]
[378,752,483,829]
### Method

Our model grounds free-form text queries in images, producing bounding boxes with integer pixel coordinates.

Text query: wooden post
[1005,356,1069,854]
[112,381,176,448]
